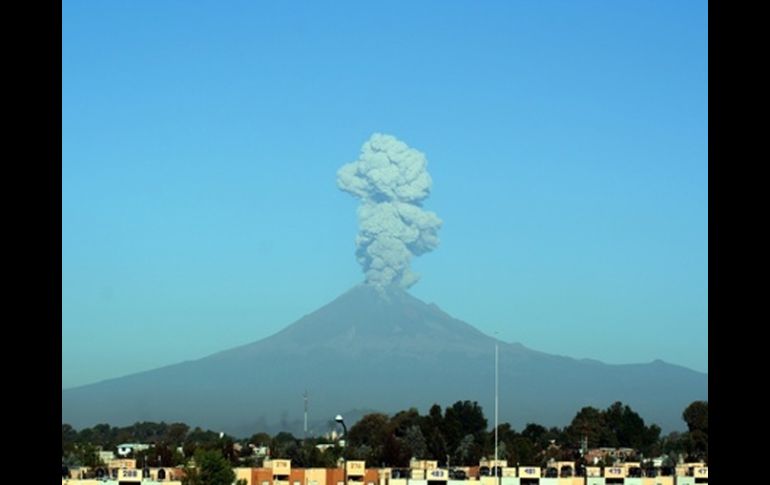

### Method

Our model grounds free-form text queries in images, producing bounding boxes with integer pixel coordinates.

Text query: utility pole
[303,390,309,440]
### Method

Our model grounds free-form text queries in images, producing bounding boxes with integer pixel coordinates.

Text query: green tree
[382,432,404,467]
[565,407,605,449]
[660,431,685,455]
[454,434,476,465]
[521,423,549,448]
[183,449,235,485]
[482,423,520,464]
[184,427,222,456]
[135,442,185,467]
[496,441,509,460]
[403,425,428,459]
[249,432,272,447]
[318,444,344,468]
[426,404,444,429]
[493,423,518,446]
[682,401,708,434]
[62,424,78,459]
[347,413,390,464]
[390,408,422,438]
[75,443,104,468]
[443,401,487,458]
[425,427,447,465]
[681,401,708,462]
[508,436,536,465]
[423,404,448,464]
[600,401,660,454]
[271,432,299,459]
[682,430,708,462]
[165,423,190,445]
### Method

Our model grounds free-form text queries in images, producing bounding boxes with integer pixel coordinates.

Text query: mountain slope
[62,285,707,435]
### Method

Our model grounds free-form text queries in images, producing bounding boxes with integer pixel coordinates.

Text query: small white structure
[117,443,152,457]
[98,450,115,462]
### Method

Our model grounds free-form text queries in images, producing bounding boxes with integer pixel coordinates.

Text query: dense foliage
[182,449,235,485]
[62,400,707,470]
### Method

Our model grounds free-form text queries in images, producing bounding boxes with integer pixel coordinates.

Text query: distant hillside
[62,285,707,435]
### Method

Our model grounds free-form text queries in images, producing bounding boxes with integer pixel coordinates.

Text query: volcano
[62,285,707,435]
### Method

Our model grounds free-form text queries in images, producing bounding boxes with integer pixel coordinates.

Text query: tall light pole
[494,333,499,485]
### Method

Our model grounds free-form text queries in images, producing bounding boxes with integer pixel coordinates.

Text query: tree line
[62,400,707,470]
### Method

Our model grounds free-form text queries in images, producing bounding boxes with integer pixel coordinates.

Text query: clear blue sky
[62,1,708,389]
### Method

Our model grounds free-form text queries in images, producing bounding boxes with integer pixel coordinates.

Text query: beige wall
[479,459,507,468]
[146,467,176,481]
[108,458,137,469]
[411,469,426,480]
[118,468,143,480]
[377,467,392,485]
[585,467,601,477]
[425,468,448,480]
[693,466,708,478]
[518,467,540,479]
[306,468,328,485]
[68,467,90,479]
[479,476,497,485]
[267,459,292,476]
[347,461,366,477]
[62,481,182,485]
[642,478,674,485]
[555,479,579,485]
[235,467,253,485]
[603,466,626,478]
[678,462,706,478]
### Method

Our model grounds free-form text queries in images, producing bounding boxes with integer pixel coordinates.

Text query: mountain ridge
[62,284,707,435]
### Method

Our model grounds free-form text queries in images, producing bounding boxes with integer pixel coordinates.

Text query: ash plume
[337,133,442,289]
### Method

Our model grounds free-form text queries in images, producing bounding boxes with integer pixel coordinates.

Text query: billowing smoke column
[337,133,442,289]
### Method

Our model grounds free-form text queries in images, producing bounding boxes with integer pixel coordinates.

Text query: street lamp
[335,415,347,485]
[335,414,347,442]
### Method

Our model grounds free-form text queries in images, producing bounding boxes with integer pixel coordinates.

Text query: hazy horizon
[63,1,707,389]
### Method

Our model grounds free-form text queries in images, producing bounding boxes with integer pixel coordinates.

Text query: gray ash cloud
[337,133,442,289]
